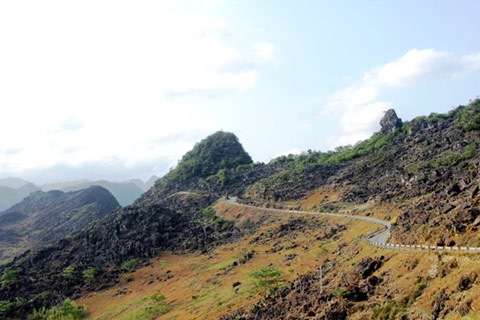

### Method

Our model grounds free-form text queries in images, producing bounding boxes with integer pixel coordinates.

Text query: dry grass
[77,193,480,320]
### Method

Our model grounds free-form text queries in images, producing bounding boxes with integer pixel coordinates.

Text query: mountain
[163,130,253,184]
[0,183,41,211]
[0,178,32,189]
[42,180,144,207]
[124,176,158,191]
[1,102,480,319]
[0,186,120,265]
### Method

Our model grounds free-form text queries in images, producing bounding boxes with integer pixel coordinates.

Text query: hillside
[1,101,480,319]
[0,131,259,318]
[0,186,120,265]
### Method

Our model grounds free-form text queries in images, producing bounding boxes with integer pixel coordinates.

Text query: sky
[1,0,480,184]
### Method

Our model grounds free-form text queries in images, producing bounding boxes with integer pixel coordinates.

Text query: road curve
[225,197,480,253]
[226,197,391,244]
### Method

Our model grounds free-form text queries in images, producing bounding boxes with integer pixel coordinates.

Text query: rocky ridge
[0,186,120,264]
[1,101,480,318]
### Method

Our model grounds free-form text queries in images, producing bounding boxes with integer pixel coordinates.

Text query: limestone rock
[380,109,403,134]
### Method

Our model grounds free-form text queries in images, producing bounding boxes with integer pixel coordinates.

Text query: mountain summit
[166,131,253,183]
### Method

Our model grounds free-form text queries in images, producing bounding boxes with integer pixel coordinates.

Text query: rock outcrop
[380,108,403,134]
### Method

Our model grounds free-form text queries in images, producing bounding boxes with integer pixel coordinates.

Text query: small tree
[0,300,12,317]
[62,266,76,281]
[82,267,96,286]
[1,268,18,287]
[250,266,283,295]
[120,259,137,273]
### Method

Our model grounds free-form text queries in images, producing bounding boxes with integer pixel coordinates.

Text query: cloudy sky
[1,0,480,183]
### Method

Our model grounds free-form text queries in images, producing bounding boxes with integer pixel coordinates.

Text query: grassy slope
[77,189,480,319]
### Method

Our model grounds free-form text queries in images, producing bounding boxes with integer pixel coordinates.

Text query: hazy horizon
[1,1,480,183]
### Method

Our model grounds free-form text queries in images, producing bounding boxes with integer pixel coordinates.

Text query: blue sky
[1,0,479,183]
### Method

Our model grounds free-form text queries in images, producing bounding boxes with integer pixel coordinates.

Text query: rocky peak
[380,109,402,134]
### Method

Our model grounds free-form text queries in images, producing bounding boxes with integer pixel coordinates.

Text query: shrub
[1,267,18,287]
[249,266,283,294]
[0,300,12,316]
[82,267,96,286]
[28,299,86,320]
[62,266,76,281]
[120,259,137,273]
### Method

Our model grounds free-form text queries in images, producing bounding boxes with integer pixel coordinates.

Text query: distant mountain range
[0,183,41,212]
[0,176,158,210]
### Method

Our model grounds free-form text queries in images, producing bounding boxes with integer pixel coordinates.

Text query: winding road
[225,197,480,253]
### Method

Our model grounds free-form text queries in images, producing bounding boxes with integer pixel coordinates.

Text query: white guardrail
[225,197,480,253]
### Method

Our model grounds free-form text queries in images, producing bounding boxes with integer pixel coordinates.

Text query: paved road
[225,197,480,253]
[226,197,391,244]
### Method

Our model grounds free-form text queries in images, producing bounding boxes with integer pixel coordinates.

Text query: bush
[82,267,96,286]
[249,266,283,294]
[0,300,12,316]
[62,266,76,281]
[1,267,18,287]
[28,299,86,320]
[120,259,137,273]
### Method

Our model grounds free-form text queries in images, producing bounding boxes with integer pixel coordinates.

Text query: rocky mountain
[1,100,480,319]
[0,131,260,318]
[0,183,41,212]
[0,186,120,265]
[243,100,480,248]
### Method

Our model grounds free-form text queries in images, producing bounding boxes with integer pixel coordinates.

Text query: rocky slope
[1,100,480,319]
[244,100,480,247]
[0,186,120,265]
[0,131,264,318]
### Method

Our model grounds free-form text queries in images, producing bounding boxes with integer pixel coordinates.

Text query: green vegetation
[82,267,96,286]
[249,266,283,295]
[0,300,13,317]
[62,266,77,281]
[1,267,19,287]
[199,207,230,229]
[28,299,87,320]
[371,279,426,320]
[163,131,253,184]
[429,143,477,168]
[456,99,480,131]
[97,290,171,320]
[120,259,138,273]
[269,99,480,172]
[267,130,398,174]
[332,289,351,297]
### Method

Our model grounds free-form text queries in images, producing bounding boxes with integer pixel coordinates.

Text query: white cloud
[0,1,276,178]
[375,49,449,86]
[322,49,480,149]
